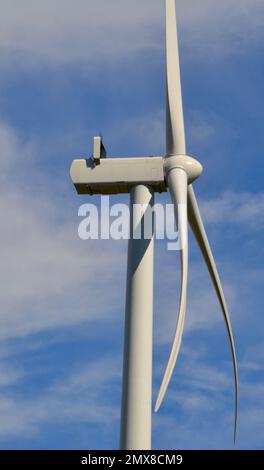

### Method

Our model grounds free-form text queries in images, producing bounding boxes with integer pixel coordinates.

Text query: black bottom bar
[0,450,262,467]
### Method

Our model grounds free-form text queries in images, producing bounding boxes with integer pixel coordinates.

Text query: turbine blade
[155,168,188,412]
[187,184,238,442]
[166,0,186,155]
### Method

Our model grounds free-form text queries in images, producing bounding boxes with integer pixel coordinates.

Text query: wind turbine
[70,0,238,450]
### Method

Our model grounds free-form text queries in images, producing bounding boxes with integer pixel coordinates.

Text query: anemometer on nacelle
[93,136,106,165]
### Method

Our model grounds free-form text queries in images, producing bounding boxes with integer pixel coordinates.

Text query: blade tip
[154,397,162,413]
[154,402,160,413]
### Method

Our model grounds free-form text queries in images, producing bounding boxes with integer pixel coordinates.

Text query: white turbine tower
[70,0,238,450]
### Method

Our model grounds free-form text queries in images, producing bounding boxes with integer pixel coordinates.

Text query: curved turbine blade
[166,0,186,155]
[155,168,188,412]
[188,184,238,442]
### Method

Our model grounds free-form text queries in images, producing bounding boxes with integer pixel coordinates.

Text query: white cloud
[0,123,34,176]
[0,0,161,64]
[179,0,264,58]
[200,191,264,227]
[0,0,262,66]
[0,363,24,387]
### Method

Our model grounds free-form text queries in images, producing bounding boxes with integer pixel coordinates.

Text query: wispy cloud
[0,0,262,67]
[0,363,24,387]
[200,191,264,227]
[152,347,235,449]
[0,355,121,442]
[180,0,264,58]
[153,343,264,449]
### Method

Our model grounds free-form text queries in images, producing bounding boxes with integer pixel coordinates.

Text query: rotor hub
[163,154,203,183]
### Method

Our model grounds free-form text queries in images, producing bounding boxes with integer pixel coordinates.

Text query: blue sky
[0,0,264,450]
